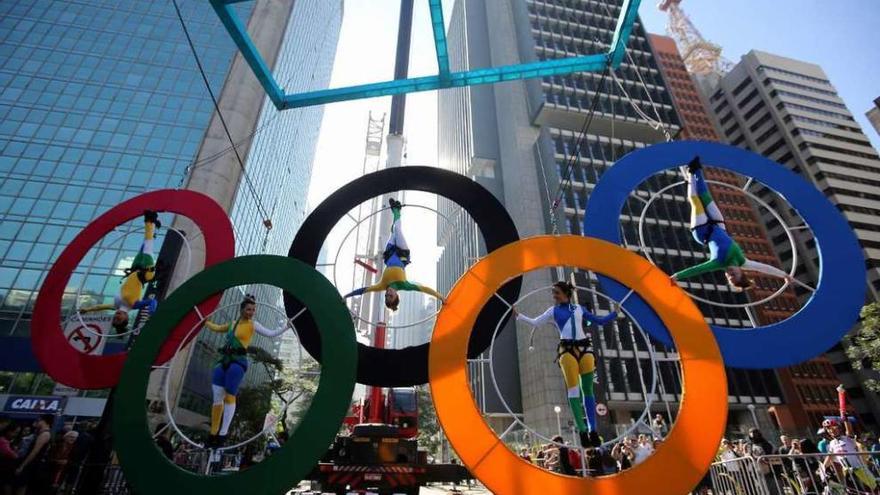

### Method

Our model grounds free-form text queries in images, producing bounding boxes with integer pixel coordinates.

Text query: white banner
[63,313,111,355]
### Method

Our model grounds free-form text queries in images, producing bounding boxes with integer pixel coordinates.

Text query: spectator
[63,423,93,488]
[823,418,877,492]
[13,414,54,495]
[518,448,532,463]
[633,434,654,465]
[48,431,78,488]
[816,428,831,453]
[549,436,576,476]
[154,423,174,460]
[13,429,32,461]
[1,423,21,495]
[650,414,668,438]
[746,428,780,495]
[611,441,634,472]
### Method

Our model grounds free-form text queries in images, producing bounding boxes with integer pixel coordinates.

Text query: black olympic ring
[286,166,522,386]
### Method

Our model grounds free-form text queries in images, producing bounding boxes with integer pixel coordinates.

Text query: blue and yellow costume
[205,317,286,440]
[517,303,617,444]
[80,211,160,320]
[344,201,443,301]
[674,158,788,281]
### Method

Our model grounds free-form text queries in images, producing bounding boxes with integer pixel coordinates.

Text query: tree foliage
[416,385,443,457]
[846,302,880,391]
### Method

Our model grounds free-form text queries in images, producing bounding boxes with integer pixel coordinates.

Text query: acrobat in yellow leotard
[205,296,287,445]
[79,211,160,329]
[344,200,443,304]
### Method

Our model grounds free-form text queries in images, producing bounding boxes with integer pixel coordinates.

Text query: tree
[248,347,320,436]
[228,384,272,445]
[846,302,880,391]
[416,385,442,458]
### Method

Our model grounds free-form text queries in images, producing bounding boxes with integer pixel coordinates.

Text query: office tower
[703,50,880,426]
[650,34,849,431]
[389,298,435,349]
[868,97,880,138]
[438,0,786,437]
[173,0,343,421]
[0,0,251,412]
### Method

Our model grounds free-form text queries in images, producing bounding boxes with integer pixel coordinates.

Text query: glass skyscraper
[0,0,343,426]
[0,0,249,397]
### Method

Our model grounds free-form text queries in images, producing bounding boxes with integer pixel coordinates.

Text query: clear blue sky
[638,0,880,148]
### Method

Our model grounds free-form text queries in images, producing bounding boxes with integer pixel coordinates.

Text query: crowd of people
[0,415,95,495]
[710,421,880,495]
[518,430,663,477]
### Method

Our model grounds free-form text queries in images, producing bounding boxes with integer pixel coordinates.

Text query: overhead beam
[210,0,643,110]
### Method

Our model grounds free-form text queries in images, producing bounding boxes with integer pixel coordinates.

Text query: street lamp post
[747,404,759,429]
[554,405,562,437]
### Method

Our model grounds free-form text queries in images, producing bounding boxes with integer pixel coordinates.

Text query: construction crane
[349,112,386,336]
[658,0,733,75]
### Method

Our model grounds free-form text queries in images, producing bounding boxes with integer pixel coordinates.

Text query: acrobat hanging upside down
[671,156,794,291]
[79,210,161,333]
[344,199,444,311]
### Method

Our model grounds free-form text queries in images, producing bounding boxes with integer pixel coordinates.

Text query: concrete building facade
[438,0,789,439]
[703,50,880,427]
[171,0,344,422]
[650,34,849,432]
[868,97,880,138]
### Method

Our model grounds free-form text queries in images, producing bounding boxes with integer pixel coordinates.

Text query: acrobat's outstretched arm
[253,320,289,338]
[582,307,618,326]
[79,303,115,313]
[740,260,792,280]
[343,283,384,298]
[514,307,554,327]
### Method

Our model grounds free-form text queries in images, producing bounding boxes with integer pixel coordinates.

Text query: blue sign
[3,395,66,414]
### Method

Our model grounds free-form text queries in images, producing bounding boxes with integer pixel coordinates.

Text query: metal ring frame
[487,282,666,453]
[158,300,297,452]
[330,204,452,330]
[72,226,193,339]
[635,178,801,309]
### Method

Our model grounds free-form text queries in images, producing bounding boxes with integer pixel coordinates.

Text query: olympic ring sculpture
[429,236,728,495]
[583,140,865,369]
[113,255,357,495]
[31,189,235,389]
[286,166,522,387]
[27,141,867,495]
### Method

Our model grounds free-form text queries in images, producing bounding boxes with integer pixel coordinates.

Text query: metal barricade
[711,453,880,495]
[758,453,879,495]
[710,456,771,495]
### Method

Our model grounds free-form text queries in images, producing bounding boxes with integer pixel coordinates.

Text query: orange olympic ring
[429,236,728,495]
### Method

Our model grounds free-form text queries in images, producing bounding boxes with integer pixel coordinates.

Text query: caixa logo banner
[3,395,66,414]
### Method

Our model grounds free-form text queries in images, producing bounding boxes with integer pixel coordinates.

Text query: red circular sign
[596,403,609,417]
[31,189,235,389]
[67,324,104,354]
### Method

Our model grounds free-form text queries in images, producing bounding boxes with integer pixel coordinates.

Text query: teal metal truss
[210,0,641,110]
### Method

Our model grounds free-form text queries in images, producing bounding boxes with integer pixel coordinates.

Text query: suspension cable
[549,65,611,234]
[171,0,273,228]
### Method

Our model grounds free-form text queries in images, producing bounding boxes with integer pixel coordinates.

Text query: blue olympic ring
[583,140,865,369]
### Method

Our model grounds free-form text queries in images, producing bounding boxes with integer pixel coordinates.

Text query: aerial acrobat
[204,294,289,447]
[79,210,162,333]
[344,199,445,311]
[671,156,795,291]
[513,281,620,448]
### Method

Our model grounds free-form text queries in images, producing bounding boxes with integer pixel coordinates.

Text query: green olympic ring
[113,255,357,495]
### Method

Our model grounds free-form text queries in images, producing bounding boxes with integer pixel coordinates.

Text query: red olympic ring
[31,189,235,389]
